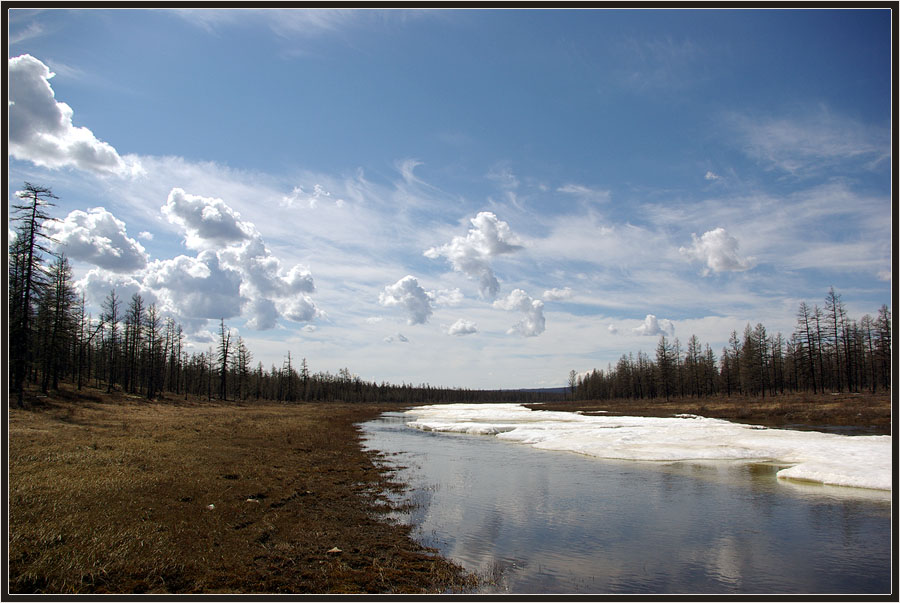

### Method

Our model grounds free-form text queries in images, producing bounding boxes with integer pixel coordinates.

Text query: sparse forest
[7,183,557,408]
[8,183,891,409]
[572,291,891,402]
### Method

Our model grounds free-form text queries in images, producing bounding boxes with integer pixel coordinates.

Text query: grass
[531,391,892,435]
[8,385,477,594]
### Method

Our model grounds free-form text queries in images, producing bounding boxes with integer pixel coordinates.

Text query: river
[360,406,892,595]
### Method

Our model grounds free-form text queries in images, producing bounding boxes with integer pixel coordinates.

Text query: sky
[7,8,894,390]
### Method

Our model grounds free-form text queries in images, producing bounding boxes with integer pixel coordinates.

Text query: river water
[360,410,892,595]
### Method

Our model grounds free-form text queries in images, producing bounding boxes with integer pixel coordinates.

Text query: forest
[8,183,558,408]
[9,183,892,409]
[571,294,891,402]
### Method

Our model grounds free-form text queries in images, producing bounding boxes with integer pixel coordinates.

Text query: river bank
[529,391,892,435]
[7,386,476,594]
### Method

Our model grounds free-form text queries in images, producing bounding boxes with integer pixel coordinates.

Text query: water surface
[361,411,892,595]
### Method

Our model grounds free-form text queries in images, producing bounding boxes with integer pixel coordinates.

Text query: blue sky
[7,8,893,389]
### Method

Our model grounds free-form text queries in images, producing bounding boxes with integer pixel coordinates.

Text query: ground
[529,391,892,436]
[7,385,891,593]
[7,386,476,594]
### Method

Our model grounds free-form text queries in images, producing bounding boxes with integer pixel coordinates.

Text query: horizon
[7,8,893,390]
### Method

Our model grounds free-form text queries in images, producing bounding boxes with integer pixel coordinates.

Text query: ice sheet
[405,403,892,492]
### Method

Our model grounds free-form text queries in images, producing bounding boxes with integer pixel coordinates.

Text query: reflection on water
[361,412,891,595]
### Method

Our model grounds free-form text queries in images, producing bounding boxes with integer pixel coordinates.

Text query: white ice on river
[405,403,892,492]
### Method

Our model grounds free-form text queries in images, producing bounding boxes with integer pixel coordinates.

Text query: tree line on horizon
[9,183,892,409]
[8,182,560,408]
[570,290,891,402]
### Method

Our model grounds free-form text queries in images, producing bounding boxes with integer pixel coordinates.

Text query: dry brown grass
[8,385,477,594]
[532,392,892,435]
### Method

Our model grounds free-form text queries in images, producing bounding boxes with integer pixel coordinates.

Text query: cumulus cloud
[447,319,478,336]
[8,54,139,176]
[379,275,434,325]
[493,289,546,337]
[162,187,256,249]
[608,324,619,334]
[280,295,320,323]
[633,314,675,337]
[220,235,316,298]
[142,251,244,321]
[44,207,148,272]
[679,227,756,275]
[244,297,280,331]
[384,333,410,343]
[542,287,573,301]
[156,187,321,329]
[424,211,522,299]
[77,268,152,309]
[704,171,719,181]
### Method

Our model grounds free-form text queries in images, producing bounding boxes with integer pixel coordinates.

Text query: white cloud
[162,187,256,249]
[8,54,140,176]
[493,289,546,337]
[245,297,280,331]
[679,227,756,275]
[424,211,523,299]
[633,314,675,337]
[279,295,320,323]
[704,171,719,181]
[398,158,425,185]
[44,207,149,273]
[77,268,153,310]
[281,183,343,209]
[384,333,410,343]
[142,251,245,321]
[608,324,619,334]
[429,288,464,306]
[138,231,154,241]
[727,107,889,175]
[447,319,478,336]
[557,184,611,203]
[379,275,434,325]
[542,287,573,301]
[220,235,315,298]
[486,163,520,190]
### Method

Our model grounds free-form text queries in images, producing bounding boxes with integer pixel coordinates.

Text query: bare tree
[9,182,57,407]
[218,318,232,400]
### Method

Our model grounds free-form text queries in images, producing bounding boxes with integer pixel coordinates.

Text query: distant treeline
[8,182,561,408]
[570,290,891,402]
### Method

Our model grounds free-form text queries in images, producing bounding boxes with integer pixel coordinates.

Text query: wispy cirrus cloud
[725,106,890,175]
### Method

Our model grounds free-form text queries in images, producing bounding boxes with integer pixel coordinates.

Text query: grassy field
[8,385,891,594]
[530,391,893,435]
[8,386,476,594]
